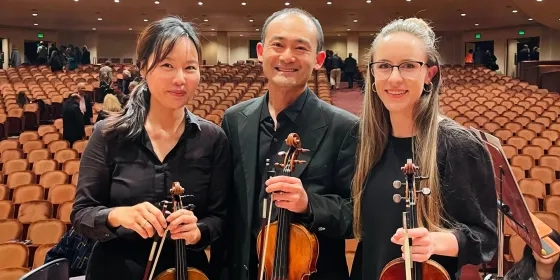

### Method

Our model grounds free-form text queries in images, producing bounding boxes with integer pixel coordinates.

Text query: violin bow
[258,159,276,280]
[142,201,169,280]
[148,201,173,280]
[402,213,412,280]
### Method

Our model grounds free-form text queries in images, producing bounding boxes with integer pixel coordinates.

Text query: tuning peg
[294,160,306,164]
[393,194,403,203]
[393,180,404,189]
[278,151,287,157]
[417,176,430,181]
[418,188,431,196]
[265,158,271,166]
[185,204,196,211]
[299,148,310,153]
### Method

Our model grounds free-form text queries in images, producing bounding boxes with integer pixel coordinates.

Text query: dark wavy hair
[102,16,202,141]
[505,230,560,280]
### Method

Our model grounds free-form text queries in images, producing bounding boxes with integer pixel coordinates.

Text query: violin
[256,133,319,280]
[152,182,209,280]
[379,159,450,280]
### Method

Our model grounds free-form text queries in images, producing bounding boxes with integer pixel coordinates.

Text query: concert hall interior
[0,0,559,279]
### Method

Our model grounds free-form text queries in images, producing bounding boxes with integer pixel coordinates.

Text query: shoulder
[437,117,488,158]
[223,97,260,118]
[193,116,229,143]
[317,98,359,131]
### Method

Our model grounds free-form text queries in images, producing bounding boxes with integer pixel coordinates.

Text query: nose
[173,69,186,85]
[387,66,403,84]
[279,48,296,64]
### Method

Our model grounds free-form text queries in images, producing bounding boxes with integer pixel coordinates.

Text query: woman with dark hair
[71,16,232,280]
[504,230,560,280]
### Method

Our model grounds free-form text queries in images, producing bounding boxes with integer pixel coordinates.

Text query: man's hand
[265,175,309,214]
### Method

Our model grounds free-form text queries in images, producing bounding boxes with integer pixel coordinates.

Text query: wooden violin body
[153,267,209,280]
[379,258,450,280]
[257,221,319,280]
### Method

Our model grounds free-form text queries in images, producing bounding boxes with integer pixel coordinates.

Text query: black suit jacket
[217,89,359,280]
[82,95,93,125]
[62,99,85,145]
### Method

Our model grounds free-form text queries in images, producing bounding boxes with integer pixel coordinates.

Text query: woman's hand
[391,227,435,262]
[107,202,167,239]
[166,209,201,245]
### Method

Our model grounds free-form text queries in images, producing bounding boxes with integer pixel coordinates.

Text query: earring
[423,82,434,93]
[371,82,377,93]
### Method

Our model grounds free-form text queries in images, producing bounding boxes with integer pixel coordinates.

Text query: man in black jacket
[218,7,358,280]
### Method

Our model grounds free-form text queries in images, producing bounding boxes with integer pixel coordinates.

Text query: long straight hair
[352,18,449,239]
[505,231,560,280]
[102,16,202,141]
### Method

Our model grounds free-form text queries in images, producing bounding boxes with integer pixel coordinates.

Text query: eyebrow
[269,36,311,46]
[374,59,421,63]
[162,57,199,64]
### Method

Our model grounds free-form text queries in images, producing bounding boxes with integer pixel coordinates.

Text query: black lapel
[238,96,266,222]
[288,90,327,179]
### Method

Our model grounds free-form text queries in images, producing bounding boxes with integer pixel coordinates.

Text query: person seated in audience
[504,230,560,280]
[16,91,29,108]
[95,94,121,124]
[71,16,231,280]
[61,93,85,146]
[44,227,96,277]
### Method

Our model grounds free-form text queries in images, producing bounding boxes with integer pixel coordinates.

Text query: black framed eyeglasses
[369,61,425,80]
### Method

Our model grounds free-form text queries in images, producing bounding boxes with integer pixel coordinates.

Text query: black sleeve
[70,121,118,242]
[441,133,498,269]
[300,122,357,239]
[189,127,232,251]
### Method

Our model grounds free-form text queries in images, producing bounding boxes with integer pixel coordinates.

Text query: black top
[62,98,85,145]
[350,119,498,280]
[71,109,232,280]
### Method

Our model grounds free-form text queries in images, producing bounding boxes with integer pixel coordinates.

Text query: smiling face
[372,31,437,115]
[142,36,200,111]
[257,13,326,90]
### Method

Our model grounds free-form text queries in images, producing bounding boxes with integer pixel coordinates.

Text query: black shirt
[71,109,232,280]
[351,119,498,280]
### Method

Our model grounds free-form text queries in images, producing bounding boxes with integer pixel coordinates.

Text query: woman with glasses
[349,18,498,280]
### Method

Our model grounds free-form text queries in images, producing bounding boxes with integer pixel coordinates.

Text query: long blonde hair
[352,18,448,239]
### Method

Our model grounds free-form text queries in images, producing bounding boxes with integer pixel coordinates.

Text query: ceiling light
[285,2,290,5]
[528,18,533,20]
[536,0,542,2]
[366,0,371,2]
[32,13,37,16]
[460,13,466,16]
[98,18,102,21]
[256,28,259,31]
[370,33,373,35]
[144,19,148,22]
[241,2,246,5]
[114,0,119,2]
[347,28,351,31]
[353,19,358,22]
[34,23,38,26]
[249,19,253,22]
[211,28,215,30]
[198,1,203,5]
[92,28,96,30]
[475,23,479,26]
[154,1,160,3]
[129,28,132,30]
[240,34,243,36]
[406,0,411,2]
[74,0,78,2]
[327,1,332,4]
[512,10,518,13]
[204,19,208,22]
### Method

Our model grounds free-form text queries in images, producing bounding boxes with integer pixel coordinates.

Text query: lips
[386,90,407,96]
[168,90,186,96]
[275,67,298,72]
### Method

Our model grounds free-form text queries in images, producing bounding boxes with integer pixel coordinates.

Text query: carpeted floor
[331,82,363,116]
